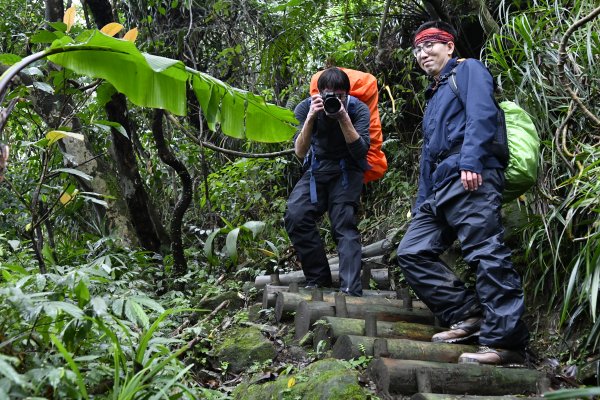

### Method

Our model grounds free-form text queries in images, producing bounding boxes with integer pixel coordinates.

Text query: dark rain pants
[397,169,529,350]
[284,169,363,296]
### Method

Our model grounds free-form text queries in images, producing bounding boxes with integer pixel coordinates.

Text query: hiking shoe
[339,289,362,297]
[458,345,525,365]
[304,282,331,290]
[431,316,482,344]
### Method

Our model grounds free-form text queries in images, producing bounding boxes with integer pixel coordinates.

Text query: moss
[198,291,245,310]
[213,326,276,374]
[232,358,370,400]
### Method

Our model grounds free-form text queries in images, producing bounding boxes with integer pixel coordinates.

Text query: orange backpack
[310,68,387,183]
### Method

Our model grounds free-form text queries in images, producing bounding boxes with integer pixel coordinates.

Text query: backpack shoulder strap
[448,58,466,108]
[346,95,358,116]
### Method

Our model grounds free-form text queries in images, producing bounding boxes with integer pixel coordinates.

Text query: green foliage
[203,219,266,265]
[485,0,600,357]
[200,157,291,222]
[543,386,600,400]
[0,237,209,398]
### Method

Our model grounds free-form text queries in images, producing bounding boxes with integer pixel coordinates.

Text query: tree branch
[557,5,600,126]
[166,114,295,159]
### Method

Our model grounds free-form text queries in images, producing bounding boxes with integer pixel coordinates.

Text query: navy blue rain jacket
[414,57,507,213]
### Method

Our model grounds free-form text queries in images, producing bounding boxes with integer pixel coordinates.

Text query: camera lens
[323,95,341,114]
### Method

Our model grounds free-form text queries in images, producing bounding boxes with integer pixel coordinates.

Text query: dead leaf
[101,22,124,37]
[64,6,76,32]
[123,28,138,42]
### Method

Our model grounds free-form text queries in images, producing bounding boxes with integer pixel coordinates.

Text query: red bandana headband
[414,28,454,47]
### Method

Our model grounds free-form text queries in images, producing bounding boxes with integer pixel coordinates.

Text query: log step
[313,316,443,351]
[254,267,389,289]
[411,394,544,400]
[332,335,478,363]
[275,291,428,321]
[294,300,435,340]
[261,284,397,309]
[368,358,550,396]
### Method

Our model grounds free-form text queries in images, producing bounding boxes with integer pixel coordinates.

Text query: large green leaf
[48,32,188,116]
[45,30,297,143]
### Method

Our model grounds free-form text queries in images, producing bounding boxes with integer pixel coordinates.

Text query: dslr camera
[321,92,343,115]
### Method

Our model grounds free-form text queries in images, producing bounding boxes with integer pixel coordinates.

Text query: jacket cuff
[459,159,483,174]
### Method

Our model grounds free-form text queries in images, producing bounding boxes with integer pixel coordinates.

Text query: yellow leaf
[61,189,79,205]
[46,130,85,146]
[64,6,76,32]
[101,23,124,37]
[25,223,32,232]
[287,377,296,388]
[123,28,139,43]
[257,248,276,257]
[60,193,72,205]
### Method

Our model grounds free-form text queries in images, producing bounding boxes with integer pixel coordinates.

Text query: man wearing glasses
[285,67,370,296]
[396,21,529,364]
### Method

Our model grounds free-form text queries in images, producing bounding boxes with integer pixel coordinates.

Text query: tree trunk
[275,291,428,322]
[59,135,139,247]
[151,110,192,280]
[368,358,550,397]
[294,300,435,340]
[104,94,169,252]
[331,335,478,363]
[44,0,63,24]
[87,0,170,253]
[313,316,443,351]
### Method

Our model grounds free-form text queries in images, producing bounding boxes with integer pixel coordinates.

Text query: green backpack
[448,63,540,203]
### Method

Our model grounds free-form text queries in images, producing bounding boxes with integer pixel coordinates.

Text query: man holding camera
[284,67,370,296]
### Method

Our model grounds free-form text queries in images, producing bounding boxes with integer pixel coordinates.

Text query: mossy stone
[213,326,276,374]
[232,358,370,400]
[198,291,245,311]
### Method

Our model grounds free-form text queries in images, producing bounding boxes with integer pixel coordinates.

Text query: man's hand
[325,99,348,120]
[307,94,324,121]
[0,143,9,182]
[461,170,482,191]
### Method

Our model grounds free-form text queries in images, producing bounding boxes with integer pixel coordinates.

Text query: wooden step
[261,284,397,309]
[368,358,550,396]
[411,394,544,400]
[294,299,435,340]
[275,290,427,321]
[254,267,390,289]
[332,334,478,363]
[313,316,443,350]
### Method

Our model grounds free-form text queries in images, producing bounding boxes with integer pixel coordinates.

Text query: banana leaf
[45,30,297,143]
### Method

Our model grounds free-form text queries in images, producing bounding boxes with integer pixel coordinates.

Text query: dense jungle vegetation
[0,0,598,398]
